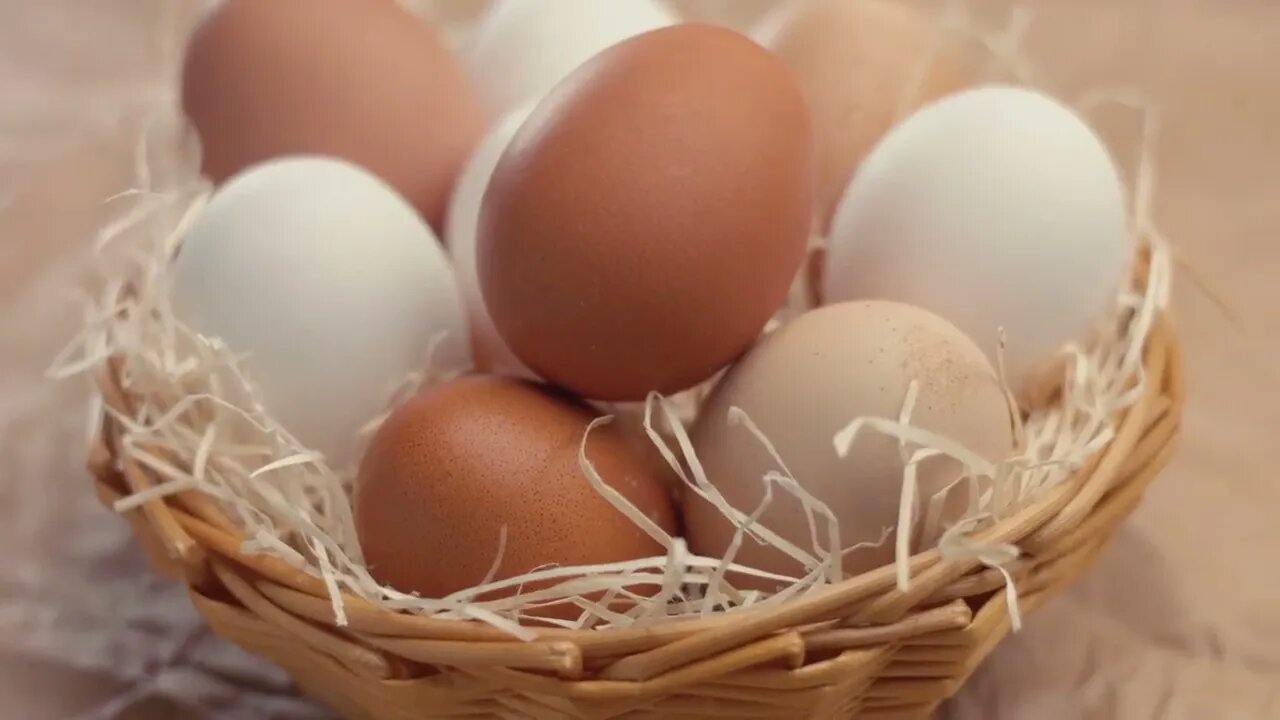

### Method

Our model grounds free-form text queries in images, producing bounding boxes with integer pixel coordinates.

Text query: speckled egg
[355,376,677,611]
[684,301,1014,587]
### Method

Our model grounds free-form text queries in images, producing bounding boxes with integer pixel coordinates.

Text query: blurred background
[0,1,1275,718]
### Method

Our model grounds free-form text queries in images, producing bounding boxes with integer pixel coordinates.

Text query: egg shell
[479,24,814,401]
[354,376,677,616]
[181,0,485,229]
[444,105,535,377]
[465,0,678,117]
[684,301,1014,588]
[756,0,973,233]
[823,86,1132,401]
[170,156,468,466]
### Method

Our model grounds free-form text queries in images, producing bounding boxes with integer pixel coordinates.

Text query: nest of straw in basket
[52,5,1173,643]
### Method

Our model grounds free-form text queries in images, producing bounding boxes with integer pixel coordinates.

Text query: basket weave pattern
[88,314,1180,720]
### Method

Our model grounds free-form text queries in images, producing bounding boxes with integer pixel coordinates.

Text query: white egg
[465,0,678,116]
[445,105,535,378]
[171,156,468,464]
[824,85,1132,400]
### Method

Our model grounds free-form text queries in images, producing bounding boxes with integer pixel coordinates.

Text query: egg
[170,157,468,465]
[823,86,1132,402]
[684,301,1014,588]
[755,0,973,232]
[479,24,814,401]
[354,376,677,615]
[444,105,535,377]
[465,0,678,116]
[181,0,485,229]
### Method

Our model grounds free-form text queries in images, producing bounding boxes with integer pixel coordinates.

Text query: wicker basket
[87,305,1180,719]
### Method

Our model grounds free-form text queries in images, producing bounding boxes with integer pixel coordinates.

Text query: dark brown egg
[181,0,484,228]
[354,376,676,616]
[478,24,813,401]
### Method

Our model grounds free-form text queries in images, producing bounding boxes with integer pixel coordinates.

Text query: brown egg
[757,0,973,233]
[478,24,813,402]
[354,376,676,615]
[181,0,484,228]
[684,301,1014,589]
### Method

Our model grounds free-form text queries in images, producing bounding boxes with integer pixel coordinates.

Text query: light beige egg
[755,0,973,233]
[684,301,1014,588]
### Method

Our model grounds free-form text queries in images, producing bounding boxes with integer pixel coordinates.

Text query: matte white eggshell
[465,0,678,116]
[823,85,1132,399]
[171,156,468,464]
[444,105,534,377]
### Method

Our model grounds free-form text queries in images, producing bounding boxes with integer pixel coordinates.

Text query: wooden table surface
[1,1,1276,718]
